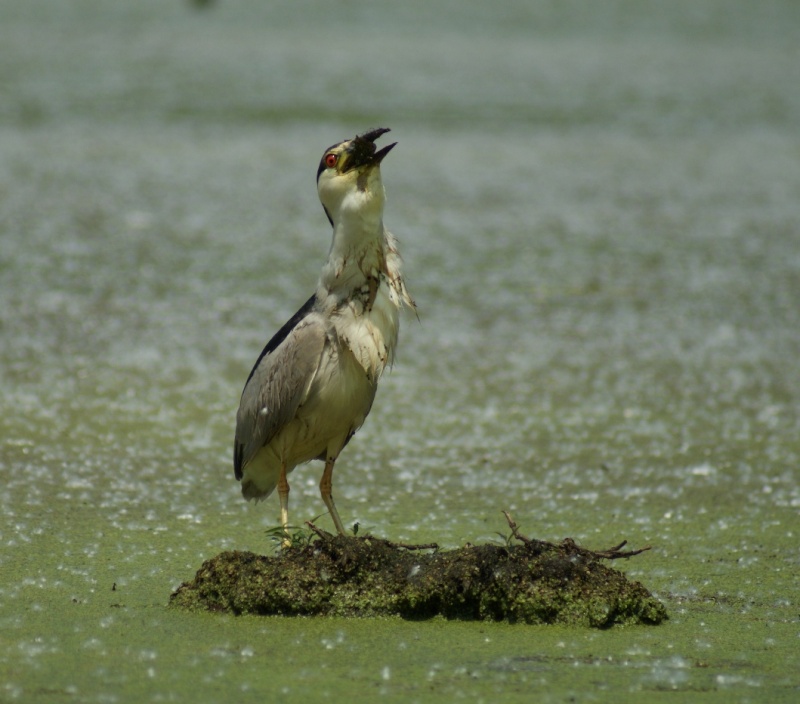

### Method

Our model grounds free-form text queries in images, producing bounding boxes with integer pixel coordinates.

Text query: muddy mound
[171,518,666,627]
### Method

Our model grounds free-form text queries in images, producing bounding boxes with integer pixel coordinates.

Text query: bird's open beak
[343,127,396,172]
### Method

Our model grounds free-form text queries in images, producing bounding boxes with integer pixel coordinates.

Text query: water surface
[1,1,799,701]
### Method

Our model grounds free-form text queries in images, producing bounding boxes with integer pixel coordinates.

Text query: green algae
[170,532,667,627]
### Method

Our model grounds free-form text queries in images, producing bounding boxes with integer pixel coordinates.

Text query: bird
[233,127,415,539]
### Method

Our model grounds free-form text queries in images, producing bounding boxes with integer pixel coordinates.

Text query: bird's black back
[241,293,317,393]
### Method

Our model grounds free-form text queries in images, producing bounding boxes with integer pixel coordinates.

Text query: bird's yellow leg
[320,457,346,535]
[277,462,291,547]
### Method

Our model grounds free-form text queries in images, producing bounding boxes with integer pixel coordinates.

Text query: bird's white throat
[317,165,389,303]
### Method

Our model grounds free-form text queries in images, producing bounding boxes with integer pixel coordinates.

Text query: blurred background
[1,0,798,700]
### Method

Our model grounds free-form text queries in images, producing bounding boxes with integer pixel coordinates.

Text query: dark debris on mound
[170,514,667,627]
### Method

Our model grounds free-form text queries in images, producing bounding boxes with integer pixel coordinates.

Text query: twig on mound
[383,539,439,552]
[305,521,333,541]
[502,510,553,551]
[305,521,438,552]
[584,540,652,560]
[502,510,533,544]
[503,511,651,561]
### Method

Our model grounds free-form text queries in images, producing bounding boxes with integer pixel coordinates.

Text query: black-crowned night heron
[233,127,415,537]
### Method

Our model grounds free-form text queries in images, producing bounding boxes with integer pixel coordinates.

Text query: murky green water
[2,0,799,701]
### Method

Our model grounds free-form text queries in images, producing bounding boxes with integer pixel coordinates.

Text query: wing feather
[233,300,327,479]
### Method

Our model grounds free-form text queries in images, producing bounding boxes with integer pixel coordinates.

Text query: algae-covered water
[1,0,799,701]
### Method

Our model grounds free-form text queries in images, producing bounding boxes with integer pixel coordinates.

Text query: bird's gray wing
[233,309,327,479]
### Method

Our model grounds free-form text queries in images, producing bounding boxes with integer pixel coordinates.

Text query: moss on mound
[170,522,667,627]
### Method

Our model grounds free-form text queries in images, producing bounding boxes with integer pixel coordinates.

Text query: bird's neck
[317,209,387,302]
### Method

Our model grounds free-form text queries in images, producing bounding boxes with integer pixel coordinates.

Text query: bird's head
[316,128,396,227]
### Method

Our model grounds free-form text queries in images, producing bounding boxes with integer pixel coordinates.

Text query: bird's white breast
[292,335,376,457]
[333,279,400,382]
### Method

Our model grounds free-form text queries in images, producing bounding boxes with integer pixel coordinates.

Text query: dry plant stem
[502,510,534,544]
[308,514,648,560]
[502,511,652,560]
[305,521,333,541]
[305,521,438,551]
[384,539,439,552]
[584,540,652,560]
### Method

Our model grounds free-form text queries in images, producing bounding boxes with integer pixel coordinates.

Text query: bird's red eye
[325,153,338,168]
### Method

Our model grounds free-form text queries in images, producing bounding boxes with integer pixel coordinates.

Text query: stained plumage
[233,128,414,538]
